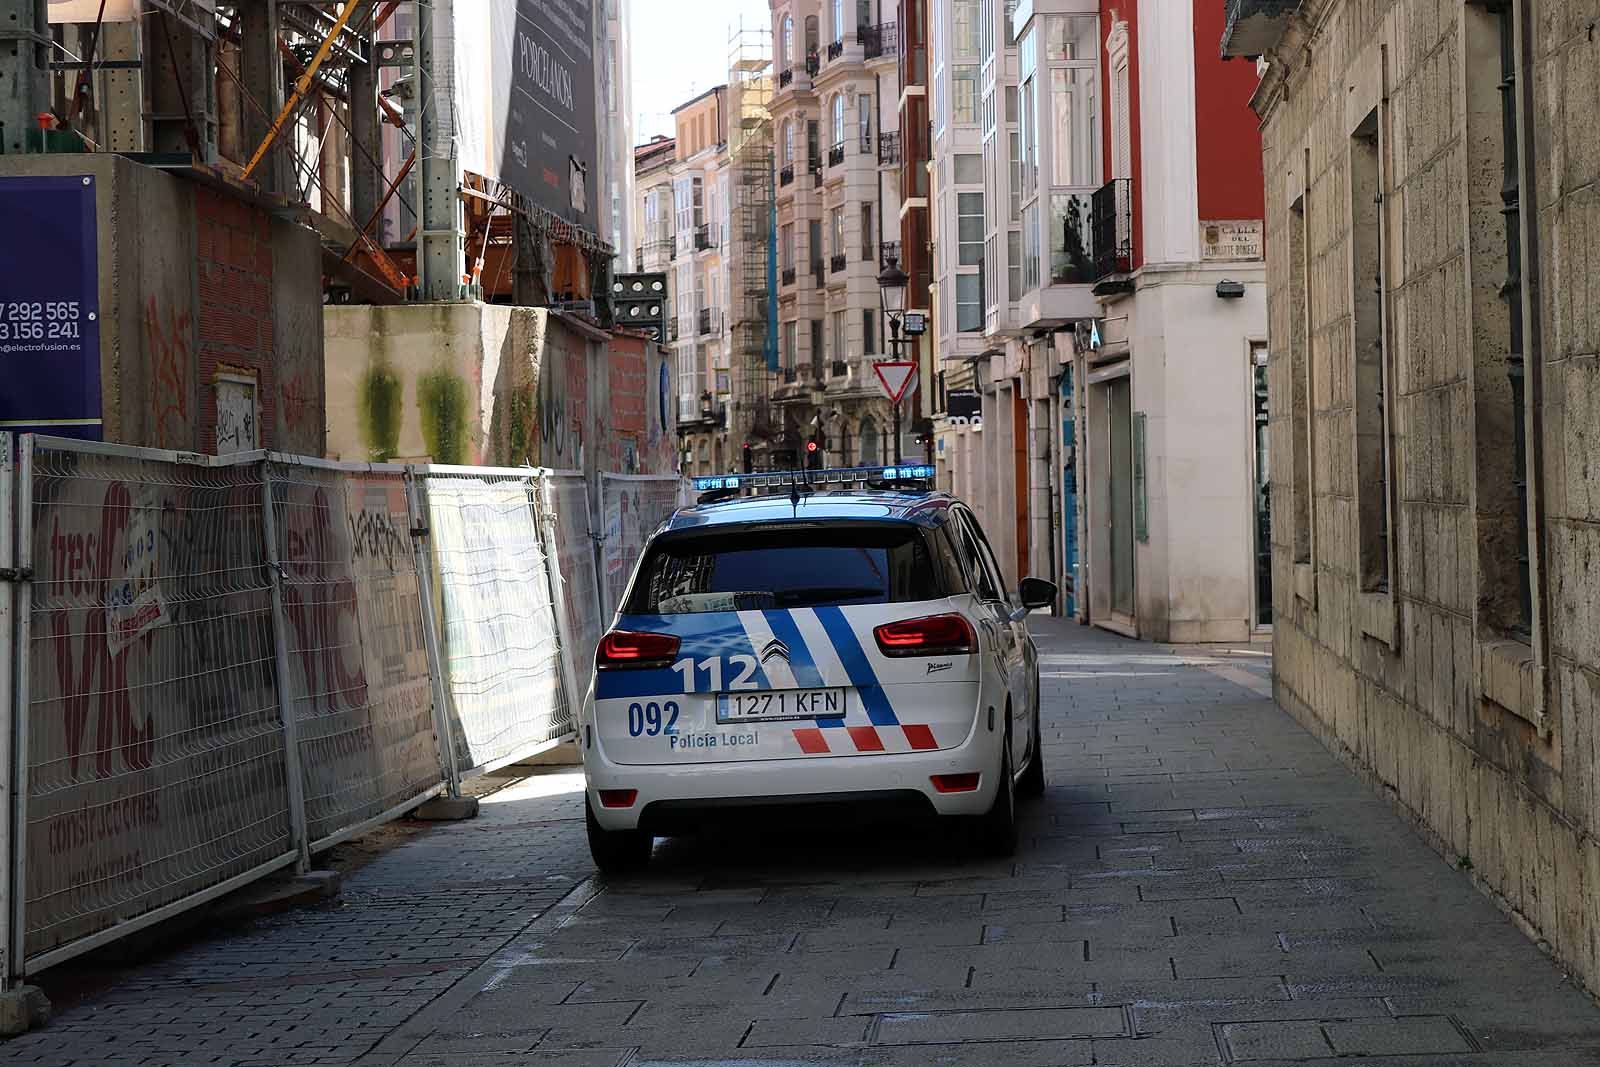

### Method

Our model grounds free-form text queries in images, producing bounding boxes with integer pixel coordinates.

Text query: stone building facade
[1227,0,1600,992]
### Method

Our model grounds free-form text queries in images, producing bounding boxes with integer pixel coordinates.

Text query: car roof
[661,490,956,533]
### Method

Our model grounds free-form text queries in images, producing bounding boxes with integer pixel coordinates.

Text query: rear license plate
[717,688,848,723]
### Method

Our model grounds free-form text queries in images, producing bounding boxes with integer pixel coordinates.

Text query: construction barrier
[598,473,683,619]
[1,435,680,979]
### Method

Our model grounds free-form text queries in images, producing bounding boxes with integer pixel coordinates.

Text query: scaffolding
[727,22,775,444]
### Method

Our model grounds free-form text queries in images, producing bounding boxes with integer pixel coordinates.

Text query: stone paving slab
[8,619,1600,1066]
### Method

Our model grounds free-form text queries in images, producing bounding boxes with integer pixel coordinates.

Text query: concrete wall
[325,303,677,476]
[1255,0,1600,996]
[0,154,324,454]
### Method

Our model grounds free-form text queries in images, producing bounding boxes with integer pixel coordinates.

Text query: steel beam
[347,43,381,227]
[415,0,464,299]
[0,0,50,155]
[239,0,286,195]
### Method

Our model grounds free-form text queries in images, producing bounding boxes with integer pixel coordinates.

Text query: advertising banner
[0,176,102,439]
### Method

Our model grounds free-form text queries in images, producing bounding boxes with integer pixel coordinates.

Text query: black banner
[501,0,598,227]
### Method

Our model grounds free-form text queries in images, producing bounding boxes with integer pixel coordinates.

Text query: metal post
[259,464,312,873]
[98,24,145,154]
[890,317,904,464]
[0,0,51,156]
[7,438,31,979]
[416,0,466,299]
[347,46,382,235]
[403,470,461,797]
[239,0,285,196]
[0,435,16,986]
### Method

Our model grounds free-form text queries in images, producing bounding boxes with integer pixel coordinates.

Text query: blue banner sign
[0,175,102,439]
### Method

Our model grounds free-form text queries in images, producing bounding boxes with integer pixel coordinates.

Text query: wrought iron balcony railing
[830,253,847,274]
[778,67,794,88]
[878,131,901,166]
[861,21,898,60]
[780,164,795,186]
[826,39,844,61]
[1091,177,1133,281]
[698,308,719,335]
[828,143,845,167]
[781,266,797,286]
[694,224,714,251]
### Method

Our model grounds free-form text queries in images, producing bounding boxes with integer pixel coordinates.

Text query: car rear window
[627,524,945,614]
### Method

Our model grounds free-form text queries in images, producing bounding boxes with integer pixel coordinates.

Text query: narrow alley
[6,620,1598,1066]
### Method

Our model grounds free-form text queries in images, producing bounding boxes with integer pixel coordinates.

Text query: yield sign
[873,360,917,404]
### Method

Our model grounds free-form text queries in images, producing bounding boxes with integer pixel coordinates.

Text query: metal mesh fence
[599,474,684,618]
[266,458,441,848]
[540,472,604,687]
[20,441,296,966]
[416,470,565,776]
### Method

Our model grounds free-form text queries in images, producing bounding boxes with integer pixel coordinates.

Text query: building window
[954,153,982,184]
[783,319,798,369]
[831,309,847,361]
[1288,182,1312,567]
[782,118,794,166]
[1048,193,1092,283]
[953,65,978,125]
[861,202,873,262]
[1350,106,1393,595]
[781,14,794,68]
[832,93,846,151]
[952,0,978,58]
[810,318,824,375]
[1009,131,1022,221]
[831,207,845,257]
[1022,201,1040,292]
[862,309,875,354]
[858,92,872,149]
[1007,229,1022,301]
[1050,68,1099,187]
[832,0,844,44]
[958,192,984,266]
[781,222,795,270]
[956,273,982,332]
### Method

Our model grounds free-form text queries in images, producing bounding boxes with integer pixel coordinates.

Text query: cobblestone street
[8,618,1600,1065]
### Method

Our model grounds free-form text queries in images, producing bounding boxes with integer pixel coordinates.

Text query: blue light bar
[694,465,936,497]
[881,465,935,480]
[692,475,741,492]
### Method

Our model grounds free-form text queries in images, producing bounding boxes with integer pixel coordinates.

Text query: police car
[579,465,1055,873]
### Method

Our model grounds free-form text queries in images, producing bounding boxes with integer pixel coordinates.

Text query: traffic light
[805,438,821,470]
[611,272,668,342]
[742,442,753,473]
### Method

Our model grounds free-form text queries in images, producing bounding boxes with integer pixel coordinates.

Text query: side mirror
[1018,576,1057,611]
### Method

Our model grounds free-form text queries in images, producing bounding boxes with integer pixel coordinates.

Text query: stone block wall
[1255,0,1600,993]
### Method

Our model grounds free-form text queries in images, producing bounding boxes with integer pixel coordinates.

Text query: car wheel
[975,724,1018,858]
[586,797,652,875]
[1017,706,1045,799]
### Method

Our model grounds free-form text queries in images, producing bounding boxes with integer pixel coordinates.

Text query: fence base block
[414,795,481,821]
[0,986,50,1036]
[215,869,343,921]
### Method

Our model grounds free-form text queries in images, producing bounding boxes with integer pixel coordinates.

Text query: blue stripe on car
[762,609,824,688]
[815,605,900,727]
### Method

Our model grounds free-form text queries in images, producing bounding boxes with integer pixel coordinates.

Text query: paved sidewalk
[8,617,1600,1065]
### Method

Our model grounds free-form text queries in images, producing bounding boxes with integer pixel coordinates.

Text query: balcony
[860,21,898,60]
[880,241,901,268]
[830,253,847,274]
[778,67,793,88]
[878,131,901,166]
[1091,178,1133,288]
[826,39,844,61]
[780,164,795,187]
[694,224,714,251]
[828,143,845,167]
[699,308,721,336]
[805,51,820,75]
[1220,0,1301,58]
[781,266,797,287]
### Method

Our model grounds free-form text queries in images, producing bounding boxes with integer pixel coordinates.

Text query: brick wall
[1255,0,1600,996]
[195,186,276,451]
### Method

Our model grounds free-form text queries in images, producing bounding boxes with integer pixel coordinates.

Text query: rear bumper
[582,722,1004,831]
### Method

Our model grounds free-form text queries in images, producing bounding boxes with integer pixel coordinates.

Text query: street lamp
[877,258,910,463]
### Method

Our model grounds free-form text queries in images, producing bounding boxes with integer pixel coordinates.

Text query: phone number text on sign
[1,301,90,341]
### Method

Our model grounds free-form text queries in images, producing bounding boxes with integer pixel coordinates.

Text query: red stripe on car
[902,724,937,750]
[794,728,830,754]
[848,726,885,752]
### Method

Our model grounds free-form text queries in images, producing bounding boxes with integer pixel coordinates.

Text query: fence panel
[540,472,603,705]
[266,457,442,849]
[415,469,566,777]
[19,439,297,971]
[598,474,684,619]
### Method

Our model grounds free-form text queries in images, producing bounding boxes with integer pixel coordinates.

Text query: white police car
[579,465,1055,873]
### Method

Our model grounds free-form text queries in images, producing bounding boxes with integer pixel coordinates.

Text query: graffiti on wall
[145,297,191,449]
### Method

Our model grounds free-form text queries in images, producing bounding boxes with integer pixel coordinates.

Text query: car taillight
[599,789,639,808]
[596,630,680,670]
[931,773,981,793]
[873,613,976,657]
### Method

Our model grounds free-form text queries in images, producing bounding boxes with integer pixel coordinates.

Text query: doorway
[1107,377,1135,621]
